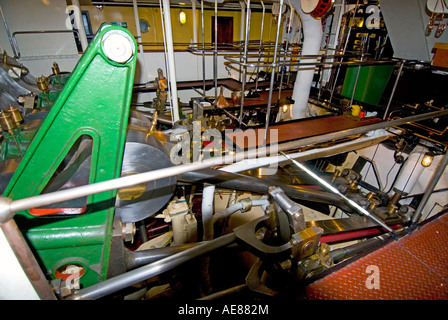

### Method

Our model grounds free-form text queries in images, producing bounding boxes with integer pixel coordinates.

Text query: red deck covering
[305,212,448,300]
[227,115,382,149]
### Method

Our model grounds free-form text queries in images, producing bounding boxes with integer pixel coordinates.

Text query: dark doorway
[211,16,234,45]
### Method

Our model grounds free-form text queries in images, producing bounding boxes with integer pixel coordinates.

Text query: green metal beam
[3,24,137,287]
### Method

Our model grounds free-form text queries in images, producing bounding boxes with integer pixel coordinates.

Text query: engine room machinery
[1,0,448,303]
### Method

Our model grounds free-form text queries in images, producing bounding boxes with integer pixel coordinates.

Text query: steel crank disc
[115,132,176,223]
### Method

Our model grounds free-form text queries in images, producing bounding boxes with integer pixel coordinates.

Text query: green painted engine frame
[3,24,137,287]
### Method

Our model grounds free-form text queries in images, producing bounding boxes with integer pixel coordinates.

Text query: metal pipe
[1,109,447,221]
[240,1,245,42]
[330,232,394,263]
[324,0,345,89]
[214,0,218,100]
[201,0,206,95]
[383,60,405,120]
[125,243,201,269]
[191,0,198,45]
[162,0,180,122]
[238,1,245,83]
[65,233,237,299]
[0,4,18,57]
[349,55,363,107]
[224,54,397,69]
[277,1,294,102]
[254,1,265,93]
[411,151,448,224]
[221,128,392,174]
[178,168,354,213]
[263,0,284,144]
[202,184,216,240]
[239,0,251,125]
[330,0,359,104]
[158,0,174,124]
[212,198,270,223]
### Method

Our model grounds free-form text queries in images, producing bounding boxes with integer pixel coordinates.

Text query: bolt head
[102,30,134,63]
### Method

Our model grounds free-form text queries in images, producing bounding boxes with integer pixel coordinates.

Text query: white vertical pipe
[240,1,245,41]
[133,0,149,83]
[290,0,323,119]
[191,0,198,44]
[201,0,206,93]
[72,0,88,51]
[202,184,216,241]
[162,0,180,122]
[214,0,218,99]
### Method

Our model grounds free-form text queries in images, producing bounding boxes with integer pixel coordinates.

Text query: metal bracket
[234,213,293,257]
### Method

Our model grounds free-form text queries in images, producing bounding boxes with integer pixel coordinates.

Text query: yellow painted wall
[81,5,283,52]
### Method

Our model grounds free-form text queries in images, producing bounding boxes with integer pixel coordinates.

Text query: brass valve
[52,62,60,76]
[37,76,50,92]
[0,110,17,132]
[3,105,23,127]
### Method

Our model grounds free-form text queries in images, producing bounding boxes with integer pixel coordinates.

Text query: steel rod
[224,54,398,69]
[214,0,218,100]
[280,151,395,234]
[162,0,180,122]
[0,4,18,58]
[65,233,237,299]
[277,0,294,101]
[383,60,405,120]
[238,0,251,125]
[330,0,360,104]
[201,0,206,95]
[263,0,284,144]
[349,55,363,107]
[254,0,265,93]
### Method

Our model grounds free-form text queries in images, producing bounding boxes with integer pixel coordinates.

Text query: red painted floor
[305,212,448,300]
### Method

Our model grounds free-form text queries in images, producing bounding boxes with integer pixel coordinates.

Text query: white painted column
[191,0,198,44]
[162,0,180,122]
[71,0,88,51]
[290,0,323,119]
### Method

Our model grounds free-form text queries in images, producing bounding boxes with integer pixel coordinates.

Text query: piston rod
[65,232,237,300]
[280,151,396,234]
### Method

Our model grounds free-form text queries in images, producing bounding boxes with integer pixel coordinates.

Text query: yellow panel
[81,5,280,52]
